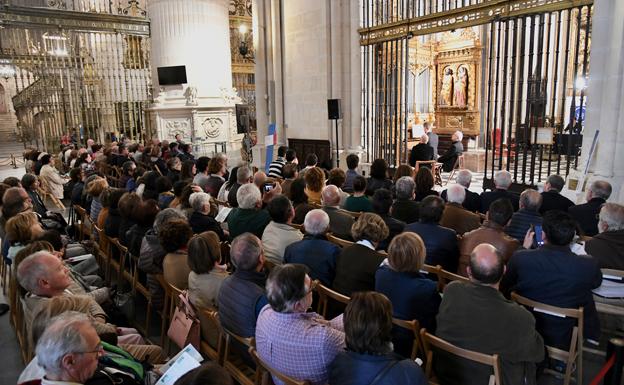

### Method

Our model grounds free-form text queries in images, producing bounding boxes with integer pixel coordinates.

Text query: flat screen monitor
[157,65,187,86]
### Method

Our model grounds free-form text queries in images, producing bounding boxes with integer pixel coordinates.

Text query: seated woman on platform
[159,218,193,290]
[414,167,438,202]
[329,292,427,385]
[187,231,228,310]
[366,159,393,196]
[21,173,48,217]
[332,213,389,296]
[344,176,373,213]
[304,166,325,205]
[375,232,441,358]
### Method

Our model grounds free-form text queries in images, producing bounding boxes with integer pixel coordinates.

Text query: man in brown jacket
[440,183,481,236]
[458,198,519,276]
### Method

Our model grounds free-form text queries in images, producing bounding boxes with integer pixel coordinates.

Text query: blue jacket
[284,234,340,287]
[505,209,542,243]
[217,270,268,338]
[500,244,602,349]
[404,222,459,273]
[330,351,427,385]
[480,189,519,213]
[375,266,441,358]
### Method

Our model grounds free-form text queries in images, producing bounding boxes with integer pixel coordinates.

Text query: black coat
[391,199,420,224]
[333,244,385,297]
[189,211,226,240]
[539,190,574,215]
[409,144,434,167]
[568,197,606,236]
[441,188,481,213]
[405,222,459,273]
[480,189,519,213]
[437,141,463,172]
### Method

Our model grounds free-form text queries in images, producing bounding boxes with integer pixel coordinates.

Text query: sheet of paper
[215,207,232,223]
[265,134,274,146]
[66,254,94,263]
[155,352,201,385]
[593,279,624,299]
[157,344,203,375]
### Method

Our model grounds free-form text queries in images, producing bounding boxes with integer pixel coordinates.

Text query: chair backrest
[436,266,469,292]
[249,346,312,385]
[314,281,351,318]
[391,318,421,360]
[338,208,362,219]
[415,160,436,172]
[288,223,304,232]
[420,329,502,385]
[326,233,354,249]
[601,268,624,282]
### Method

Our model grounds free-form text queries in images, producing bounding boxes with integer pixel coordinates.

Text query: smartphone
[264,183,274,192]
[534,225,544,246]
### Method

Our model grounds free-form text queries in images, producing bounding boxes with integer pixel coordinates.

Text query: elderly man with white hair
[227,183,271,239]
[322,185,355,240]
[480,169,519,213]
[189,191,226,240]
[441,169,481,212]
[437,130,464,172]
[569,180,613,236]
[284,209,341,287]
[585,203,624,269]
[36,312,101,384]
[391,176,420,224]
[440,183,481,235]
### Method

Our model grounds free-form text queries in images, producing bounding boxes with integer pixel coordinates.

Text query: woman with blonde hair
[5,211,44,262]
[375,232,441,357]
[85,176,109,224]
[304,166,325,205]
[332,213,389,296]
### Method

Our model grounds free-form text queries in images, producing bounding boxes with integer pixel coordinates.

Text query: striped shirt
[268,157,286,178]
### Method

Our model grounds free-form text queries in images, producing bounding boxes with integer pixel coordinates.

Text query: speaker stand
[332,119,340,169]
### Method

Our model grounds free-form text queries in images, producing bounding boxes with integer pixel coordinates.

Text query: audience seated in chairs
[256,264,345,385]
[343,176,373,213]
[227,183,272,239]
[342,153,361,194]
[390,176,419,224]
[501,210,602,349]
[262,195,303,265]
[375,232,441,358]
[322,185,355,241]
[280,163,299,200]
[228,166,252,207]
[204,156,228,197]
[217,165,240,204]
[414,167,438,202]
[540,175,574,215]
[103,188,126,239]
[441,169,480,213]
[327,168,349,208]
[187,231,228,310]
[439,183,480,236]
[505,189,543,243]
[569,180,612,236]
[291,178,315,225]
[405,195,459,273]
[284,209,340,287]
[5,211,45,262]
[127,199,161,258]
[366,159,393,197]
[480,170,519,213]
[371,189,405,250]
[193,156,211,193]
[329,291,427,385]
[21,174,47,217]
[304,167,325,206]
[159,218,193,290]
[189,192,226,240]
[116,192,141,246]
[139,208,187,310]
[459,198,519,277]
[585,203,624,269]
[436,243,545,385]
[39,153,68,201]
[333,213,389,296]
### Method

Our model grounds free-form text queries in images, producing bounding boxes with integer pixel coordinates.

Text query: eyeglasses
[75,342,104,356]
[306,280,318,295]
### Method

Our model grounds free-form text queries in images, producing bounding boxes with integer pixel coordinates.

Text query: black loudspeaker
[235,104,249,134]
[327,99,341,120]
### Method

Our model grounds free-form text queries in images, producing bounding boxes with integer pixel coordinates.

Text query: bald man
[435,243,544,385]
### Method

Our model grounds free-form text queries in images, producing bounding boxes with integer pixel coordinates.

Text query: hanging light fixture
[0,59,15,80]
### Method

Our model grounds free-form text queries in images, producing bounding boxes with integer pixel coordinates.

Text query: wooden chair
[511,293,583,385]
[250,346,312,385]
[73,205,90,241]
[315,281,351,319]
[155,274,173,348]
[391,318,422,361]
[92,224,112,283]
[420,329,502,385]
[445,155,465,186]
[288,223,304,233]
[221,327,256,385]
[338,208,362,219]
[199,308,224,363]
[327,233,354,249]
[127,250,153,336]
[416,161,443,186]
[435,266,469,292]
[108,237,129,287]
[38,176,65,210]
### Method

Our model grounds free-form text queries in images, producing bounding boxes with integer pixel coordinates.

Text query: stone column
[569,0,624,203]
[149,0,232,101]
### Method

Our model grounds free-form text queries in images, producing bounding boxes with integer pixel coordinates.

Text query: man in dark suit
[372,188,405,250]
[501,211,602,349]
[437,131,463,172]
[441,169,480,213]
[405,195,459,273]
[436,244,544,385]
[321,185,354,240]
[480,170,519,213]
[425,121,439,158]
[585,203,624,270]
[284,209,340,287]
[569,180,612,236]
[540,174,574,214]
[505,189,543,243]
[391,176,419,224]
[409,134,434,167]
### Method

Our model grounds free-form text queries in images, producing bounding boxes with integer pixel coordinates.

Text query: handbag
[167,290,200,349]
